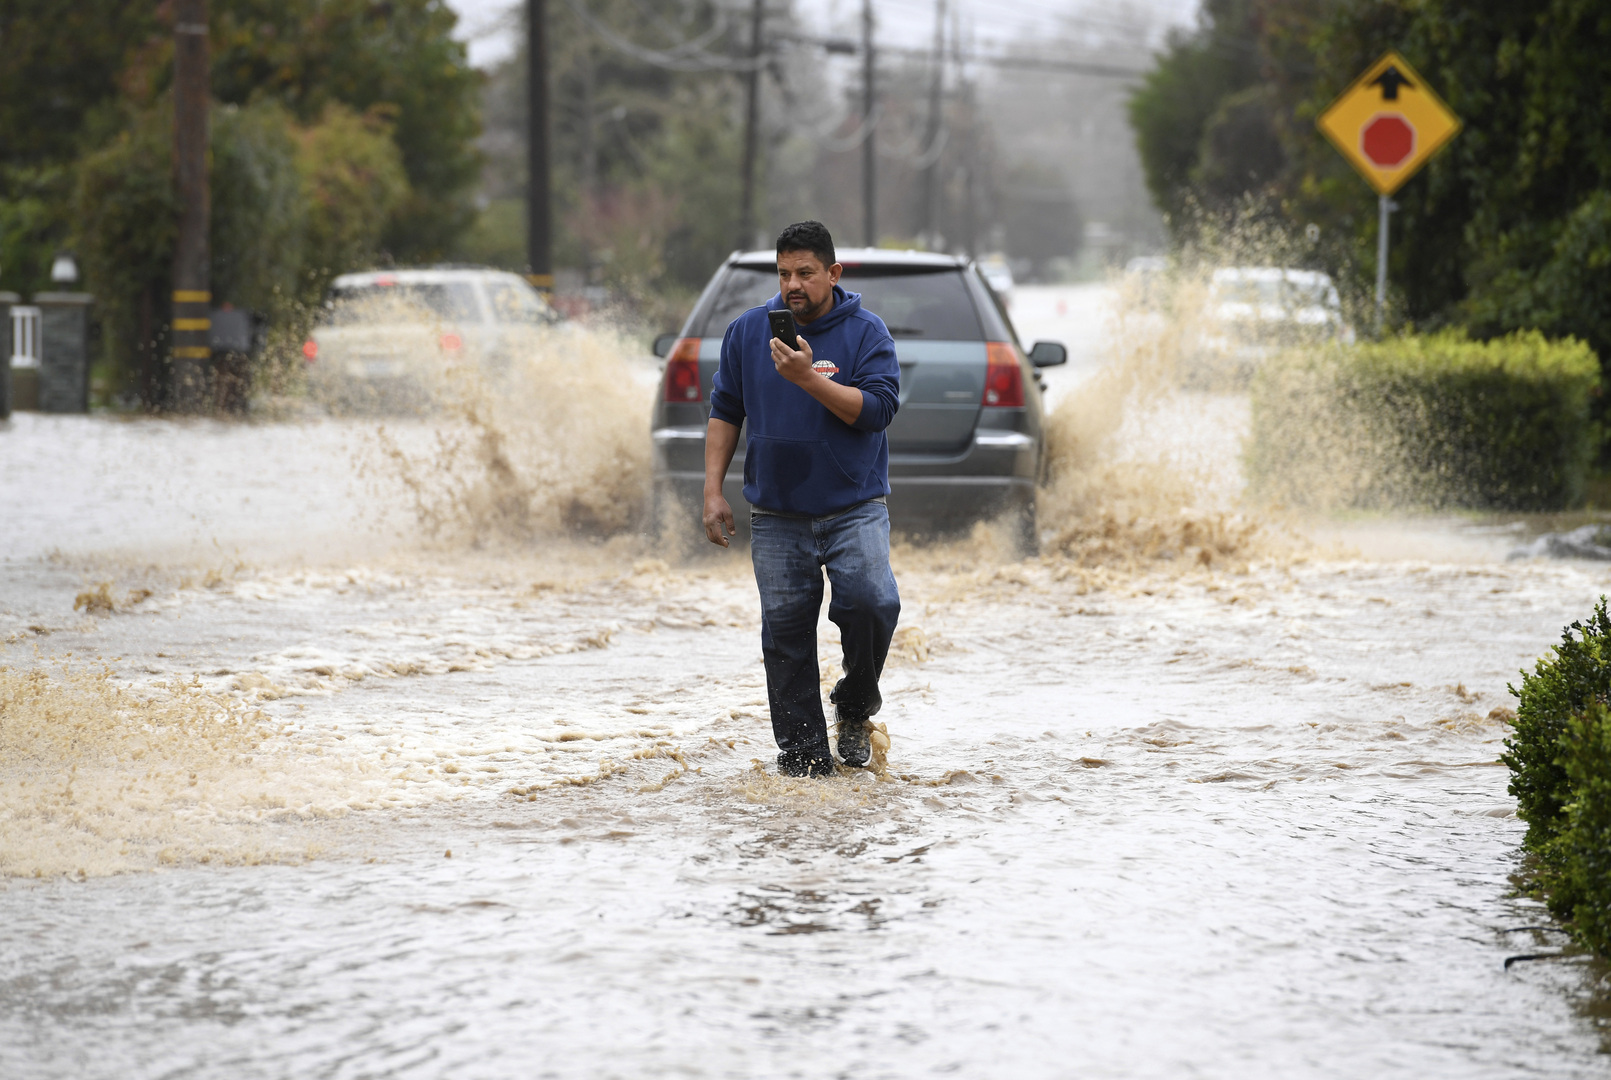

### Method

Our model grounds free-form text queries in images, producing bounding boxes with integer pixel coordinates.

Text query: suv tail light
[983,342,1025,407]
[663,338,703,402]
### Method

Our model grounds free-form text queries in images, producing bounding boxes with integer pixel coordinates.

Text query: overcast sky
[442,0,1200,70]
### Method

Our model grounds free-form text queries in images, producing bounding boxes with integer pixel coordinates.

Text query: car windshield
[326,282,480,325]
[698,265,984,340]
[486,281,554,324]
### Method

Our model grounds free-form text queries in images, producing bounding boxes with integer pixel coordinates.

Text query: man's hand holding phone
[769,333,817,385]
[767,322,864,427]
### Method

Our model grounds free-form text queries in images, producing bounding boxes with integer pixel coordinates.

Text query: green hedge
[1247,331,1599,511]
[1505,599,1611,955]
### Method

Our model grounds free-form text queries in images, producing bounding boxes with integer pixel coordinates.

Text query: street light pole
[171,0,211,411]
[738,0,764,251]
[861,0,876,247]
[527,0,552,293]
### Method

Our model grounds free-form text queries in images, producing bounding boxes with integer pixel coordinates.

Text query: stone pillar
[35,292,93,413]
[0,292,15,420]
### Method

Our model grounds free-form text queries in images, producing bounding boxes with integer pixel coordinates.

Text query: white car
[304,267,557,409]
[1187,266,1354,385]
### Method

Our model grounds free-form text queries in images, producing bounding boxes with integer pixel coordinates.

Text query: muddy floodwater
[5,290,1611,1077]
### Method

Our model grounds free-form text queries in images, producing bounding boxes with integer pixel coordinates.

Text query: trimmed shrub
[1505,599,1611,955]
[1247,331,1599,511]
[1554,702,1611,955]
[1504,600,1611,849]
[294,105,409,301]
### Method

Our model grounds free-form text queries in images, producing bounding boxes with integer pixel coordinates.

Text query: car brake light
[440,332,462,351]
[983,342,1025,407]
[663,338,703,402]
[302,339,318,362]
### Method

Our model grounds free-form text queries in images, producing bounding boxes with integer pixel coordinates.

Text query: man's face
[777,250,842,324]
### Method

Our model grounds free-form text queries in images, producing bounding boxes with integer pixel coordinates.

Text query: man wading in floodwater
[703,221,902,778]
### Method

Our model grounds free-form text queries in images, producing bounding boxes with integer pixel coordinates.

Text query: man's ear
[828,262,843,285]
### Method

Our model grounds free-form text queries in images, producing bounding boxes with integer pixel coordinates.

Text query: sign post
[1317,51,1460,330]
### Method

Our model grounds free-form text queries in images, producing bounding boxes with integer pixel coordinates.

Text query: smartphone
[768,309,799,350]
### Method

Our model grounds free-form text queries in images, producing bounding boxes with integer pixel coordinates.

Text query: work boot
[835,708,871,768]
[777,746,835,778]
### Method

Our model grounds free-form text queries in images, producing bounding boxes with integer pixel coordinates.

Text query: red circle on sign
[1361,114,1415,167]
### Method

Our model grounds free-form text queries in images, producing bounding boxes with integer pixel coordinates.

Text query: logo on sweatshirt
[812,358,839,378]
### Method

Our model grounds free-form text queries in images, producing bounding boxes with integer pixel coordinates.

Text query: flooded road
[4,295,1611,1076]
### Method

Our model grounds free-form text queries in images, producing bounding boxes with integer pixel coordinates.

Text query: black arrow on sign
[1371,64,1413,100]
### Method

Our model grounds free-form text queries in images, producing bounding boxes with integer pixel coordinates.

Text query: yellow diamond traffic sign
[1317,51,1461,195]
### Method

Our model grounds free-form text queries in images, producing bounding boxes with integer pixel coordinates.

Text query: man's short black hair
[776,221,836,269]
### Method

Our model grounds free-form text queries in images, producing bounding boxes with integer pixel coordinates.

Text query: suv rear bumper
[651,420,1040,533]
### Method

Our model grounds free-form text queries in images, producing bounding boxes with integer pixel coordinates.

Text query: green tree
[1,0,479,279]
[1267,0,1611,386]
[473,0,751,291]
[0,166,74,296]
[209,0,482,260]
[294,105,411,296]
[0,2,163,174]
[74,98,409,403]
[647,82,745,291]
[74,105,178,404]
[1128,0,1266,219]
[210,102,307,315]
[1133,0,1611,371]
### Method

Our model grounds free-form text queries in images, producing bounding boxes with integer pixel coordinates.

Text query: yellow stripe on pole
[525,273,554,288]
[172,345,211,359]
[173,290,211,303]
[172,318,211,331]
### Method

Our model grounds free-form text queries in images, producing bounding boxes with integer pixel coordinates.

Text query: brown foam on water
[0,664,423,877]
[1034,269,1303,574]
[736,760,890,805]
[363,324,655,545]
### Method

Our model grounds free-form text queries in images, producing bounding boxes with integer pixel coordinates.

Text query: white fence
[10,305,40,369]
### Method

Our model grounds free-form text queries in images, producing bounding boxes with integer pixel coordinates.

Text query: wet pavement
[3,294,1611,1077]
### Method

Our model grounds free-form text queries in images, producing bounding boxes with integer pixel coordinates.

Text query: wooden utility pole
[527,0,553,292]
[737,0,765,250]
[861,0,876,247]
[170,0,211,410]
[953,3,975,258]
[919,0,946,247]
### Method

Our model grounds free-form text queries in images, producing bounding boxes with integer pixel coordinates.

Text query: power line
[776,31,1147,78]
[886,41,1148,78]
[557,0,1151,80]
[557,0,768,71]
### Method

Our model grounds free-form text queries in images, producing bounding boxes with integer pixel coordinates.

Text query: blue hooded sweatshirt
[708,285,901,517]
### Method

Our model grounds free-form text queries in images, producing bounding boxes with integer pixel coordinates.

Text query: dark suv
[650,248,1066,543]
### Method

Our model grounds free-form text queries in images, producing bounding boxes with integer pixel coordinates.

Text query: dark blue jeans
[749,499,902,759]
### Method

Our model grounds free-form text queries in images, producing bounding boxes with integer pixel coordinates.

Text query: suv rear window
[697,265,984,340]
[326,282,480,324]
